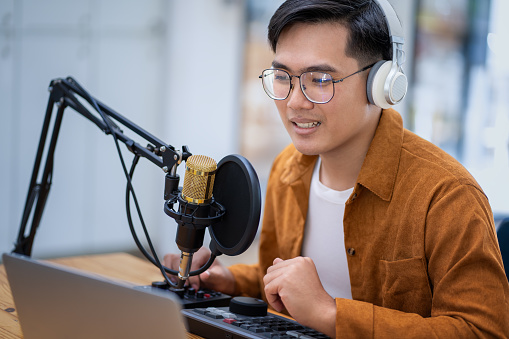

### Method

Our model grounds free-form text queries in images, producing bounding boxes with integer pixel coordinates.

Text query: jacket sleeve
[335,184,509,338]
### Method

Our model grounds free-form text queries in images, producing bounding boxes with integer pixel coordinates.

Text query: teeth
[295,121,321,128]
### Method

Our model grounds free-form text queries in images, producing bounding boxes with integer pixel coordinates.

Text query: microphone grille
[182,155,217,204]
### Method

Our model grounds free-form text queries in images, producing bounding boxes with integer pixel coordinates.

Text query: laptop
[2,253,188,339]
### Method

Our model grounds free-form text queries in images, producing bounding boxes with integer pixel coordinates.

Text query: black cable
[66,78,176,286]
[125,156,217,278]
[67,77,217,284]
[125,154,178,287]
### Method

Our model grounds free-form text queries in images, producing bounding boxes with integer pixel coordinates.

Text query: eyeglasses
[259,63,375,104]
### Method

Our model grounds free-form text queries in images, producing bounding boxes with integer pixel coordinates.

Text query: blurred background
[1,0,508,266]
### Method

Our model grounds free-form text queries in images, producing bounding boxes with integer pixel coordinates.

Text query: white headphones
[366,0,408,109]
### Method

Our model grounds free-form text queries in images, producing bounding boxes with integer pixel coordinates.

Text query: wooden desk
[0,252,203,339]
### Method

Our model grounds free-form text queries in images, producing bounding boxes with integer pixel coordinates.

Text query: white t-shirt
[301,158,353,299]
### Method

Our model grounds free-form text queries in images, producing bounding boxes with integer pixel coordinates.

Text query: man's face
[272,22,381,158]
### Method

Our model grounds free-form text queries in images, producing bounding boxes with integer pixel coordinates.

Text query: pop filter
[209,154,261,256]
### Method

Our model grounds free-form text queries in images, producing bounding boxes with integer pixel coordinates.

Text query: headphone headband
[366,0,408,108]
[373,0,404,43]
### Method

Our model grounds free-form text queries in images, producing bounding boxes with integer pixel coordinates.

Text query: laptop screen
[2,253,188,339]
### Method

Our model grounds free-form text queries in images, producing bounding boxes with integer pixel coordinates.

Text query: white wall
[156,0,247,255]
[0,0,246,259]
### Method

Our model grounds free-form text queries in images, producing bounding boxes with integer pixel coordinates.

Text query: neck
[319,110,381,191]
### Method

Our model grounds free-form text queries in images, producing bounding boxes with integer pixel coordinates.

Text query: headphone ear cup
[366,60,392,109]
[390,70,408,104]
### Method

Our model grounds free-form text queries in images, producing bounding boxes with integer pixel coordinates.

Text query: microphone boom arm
[13,76,192,256]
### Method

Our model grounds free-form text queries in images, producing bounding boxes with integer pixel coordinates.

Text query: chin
[288,131,329,156]
[292,142,321,156]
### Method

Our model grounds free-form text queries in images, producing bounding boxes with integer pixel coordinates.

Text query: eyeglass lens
[261,69,334,103]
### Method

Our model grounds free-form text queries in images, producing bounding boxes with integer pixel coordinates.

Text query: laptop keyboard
[182,306,330,339]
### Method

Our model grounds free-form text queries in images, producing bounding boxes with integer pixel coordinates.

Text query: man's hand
[263,257,336,337]
[163,247,235,295]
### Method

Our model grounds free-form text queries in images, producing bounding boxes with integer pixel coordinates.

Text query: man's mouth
[294,121,321,128]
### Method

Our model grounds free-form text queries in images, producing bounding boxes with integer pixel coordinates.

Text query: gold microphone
[176,155,217,287]
[181,155,217,204]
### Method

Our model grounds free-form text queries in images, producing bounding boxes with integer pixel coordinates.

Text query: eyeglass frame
[259,63,376,104]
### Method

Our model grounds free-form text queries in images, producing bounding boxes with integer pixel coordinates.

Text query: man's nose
[286,79,314,109]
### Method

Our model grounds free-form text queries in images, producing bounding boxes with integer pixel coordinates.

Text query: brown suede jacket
[228,108,509,338]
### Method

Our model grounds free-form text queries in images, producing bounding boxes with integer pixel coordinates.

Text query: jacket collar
[279,108,403,202]
[279,150,317,186]
[356,108,403,201]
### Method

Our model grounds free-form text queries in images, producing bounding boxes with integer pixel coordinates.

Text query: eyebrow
[271,61,338,74]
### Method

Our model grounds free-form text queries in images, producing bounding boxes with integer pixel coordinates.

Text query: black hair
[268,0,392,67]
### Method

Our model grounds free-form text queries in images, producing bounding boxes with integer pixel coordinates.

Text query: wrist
[308,297,336,338]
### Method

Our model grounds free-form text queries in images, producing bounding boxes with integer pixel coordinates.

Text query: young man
[165,1,509,337]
